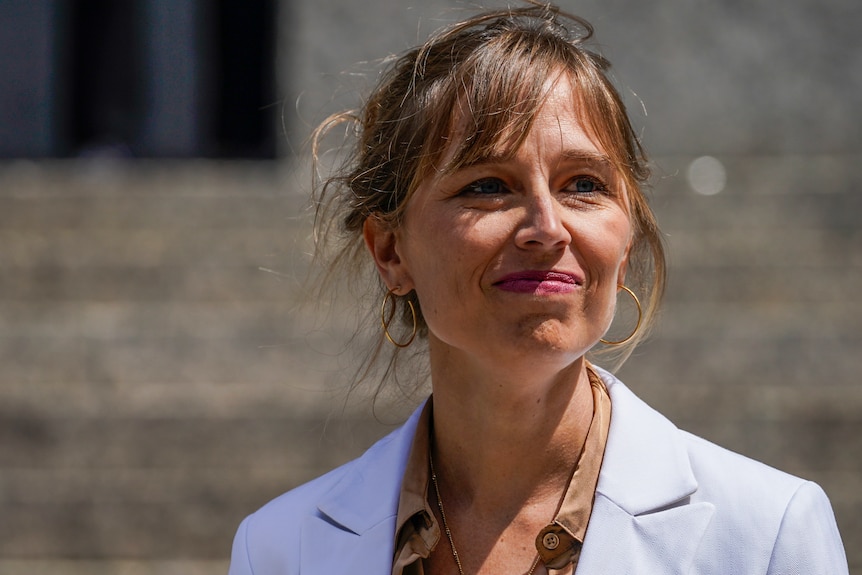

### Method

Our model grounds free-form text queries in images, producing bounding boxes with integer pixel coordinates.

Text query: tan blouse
[392,367,612,574]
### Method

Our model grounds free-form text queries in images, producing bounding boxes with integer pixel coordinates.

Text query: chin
[513,319,590,359]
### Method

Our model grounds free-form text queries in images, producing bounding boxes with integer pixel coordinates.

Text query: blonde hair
[311,2,666,393]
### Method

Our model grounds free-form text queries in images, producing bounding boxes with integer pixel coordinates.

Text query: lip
[493,270,582,295]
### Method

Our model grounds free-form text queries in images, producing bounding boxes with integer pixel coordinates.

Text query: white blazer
[228,368,848,574]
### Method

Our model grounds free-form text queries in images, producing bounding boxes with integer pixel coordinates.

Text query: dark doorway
[62,0,278,158]
[66,0,143,157]
[210,0,278,158]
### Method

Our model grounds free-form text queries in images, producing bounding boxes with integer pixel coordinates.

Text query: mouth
[493,270,582,295]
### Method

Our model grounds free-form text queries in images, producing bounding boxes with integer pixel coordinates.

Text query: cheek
[609,210,634,263]
[401,226,498,327]
[582,215,632,275]
[410,233,484,299]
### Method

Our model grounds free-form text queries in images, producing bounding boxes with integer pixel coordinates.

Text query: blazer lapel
[300,513,396,573]
[576,369,715,574]
[295,371,715,574]
[299,402,426,574]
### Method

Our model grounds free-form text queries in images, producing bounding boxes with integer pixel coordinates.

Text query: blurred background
[0,0,859,573]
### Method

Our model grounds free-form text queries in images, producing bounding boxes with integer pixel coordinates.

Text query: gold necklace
[429,454,542,575]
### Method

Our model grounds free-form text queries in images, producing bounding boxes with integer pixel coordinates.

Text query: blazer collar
[576,367,715,574]
[594,366,699,514]
[312,368,697,526]
[300,368,715,574]
[299,403,426,574]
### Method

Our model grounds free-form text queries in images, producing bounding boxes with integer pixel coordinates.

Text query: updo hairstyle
[311,2,666,386]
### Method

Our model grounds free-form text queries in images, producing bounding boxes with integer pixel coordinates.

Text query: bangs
[442,37,562,172]
[345,4,648,230]
[413,29,643,193]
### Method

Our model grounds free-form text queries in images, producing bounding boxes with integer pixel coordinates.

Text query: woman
[229,4,847,574]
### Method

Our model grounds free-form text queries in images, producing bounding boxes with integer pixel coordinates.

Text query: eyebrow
[455,149,615,171]
[558,150,615,168]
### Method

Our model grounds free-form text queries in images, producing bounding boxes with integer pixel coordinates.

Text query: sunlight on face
[384,76,633,374]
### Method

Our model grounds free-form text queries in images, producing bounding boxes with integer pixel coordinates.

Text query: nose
[514,189,572,249]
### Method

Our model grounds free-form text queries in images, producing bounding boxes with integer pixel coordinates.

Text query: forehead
[530,78,603,150]
[440,73,609,171]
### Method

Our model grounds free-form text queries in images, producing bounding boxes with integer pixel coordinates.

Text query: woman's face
[366,77,633,372]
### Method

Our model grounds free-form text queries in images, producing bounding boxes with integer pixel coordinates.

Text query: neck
[427,337,595,516]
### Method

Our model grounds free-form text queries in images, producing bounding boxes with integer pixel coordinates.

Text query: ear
[363,215,414,294]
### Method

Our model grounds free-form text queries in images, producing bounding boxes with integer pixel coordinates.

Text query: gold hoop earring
[381,289,417,348]
[600,285,642,346]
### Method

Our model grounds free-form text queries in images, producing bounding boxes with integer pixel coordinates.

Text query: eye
[460,178,508,196]
[565,176,608,195]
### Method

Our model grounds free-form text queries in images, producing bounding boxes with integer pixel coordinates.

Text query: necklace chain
[429,454,542,575]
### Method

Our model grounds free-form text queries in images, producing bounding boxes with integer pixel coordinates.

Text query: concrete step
[0,302,316,340]
[656,300,862,338]
[665,227,861,267]
[0,416,391,474]
[0,265,303,302]
[0,335,351,386]
[0,229,307,269]
[0,192,301,230]
[618,336,862,390]
[665,267,862,304]
[0,157,859,567]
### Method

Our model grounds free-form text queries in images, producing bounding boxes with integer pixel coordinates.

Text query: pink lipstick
[493,270,580,295]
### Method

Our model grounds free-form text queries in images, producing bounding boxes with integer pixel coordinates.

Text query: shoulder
[228,403,426,575]
[680,431,848,573]
[679,429,822,530]
[228,457,360,575]
[680,429,805,503]
[593,366,847,573]
[596,364,819,509]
